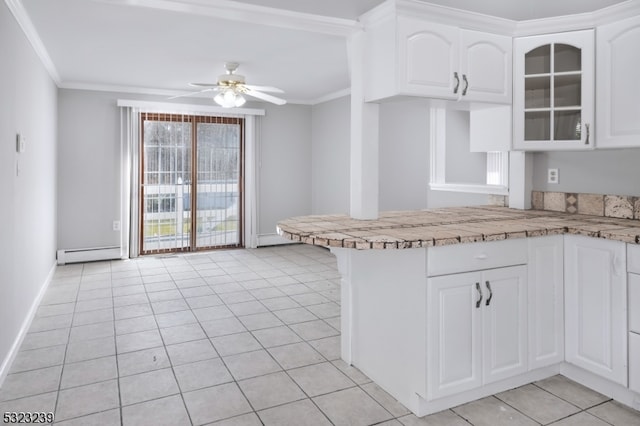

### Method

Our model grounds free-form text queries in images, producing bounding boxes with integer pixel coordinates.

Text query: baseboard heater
[57,246,122,265]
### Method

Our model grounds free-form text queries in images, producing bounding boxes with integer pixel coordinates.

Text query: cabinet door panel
[513,30,594,150]
[630,332,640,393]
[597,15,640,148]
[564,236,627,386]
[482,266,528,384]
[427,272,482,399]
[629,274,640,334]
[461,30,512,103]
[398,18,458,99]
[528,236,564,369]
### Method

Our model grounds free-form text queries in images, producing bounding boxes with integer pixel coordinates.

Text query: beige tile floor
[1,244,639,425]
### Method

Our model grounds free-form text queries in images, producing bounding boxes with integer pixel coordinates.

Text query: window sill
[429,183,509,196]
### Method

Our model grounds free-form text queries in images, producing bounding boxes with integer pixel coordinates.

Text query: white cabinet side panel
[528,236,564,369]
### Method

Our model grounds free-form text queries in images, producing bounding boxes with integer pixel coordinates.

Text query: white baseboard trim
[57,246,121,265]
[257,233,297,247]
[0,261,57,388]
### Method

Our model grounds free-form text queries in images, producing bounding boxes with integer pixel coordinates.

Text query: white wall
[0,2,58,382]
[57,90,122,249]
[378,99,431,210]
[311,96,350,215]
[257,103,313,236]
[532,149,640,195]
[309,96,492,214]
[57,89,313,249]
[378,99,491,210]
[445,110,487,184]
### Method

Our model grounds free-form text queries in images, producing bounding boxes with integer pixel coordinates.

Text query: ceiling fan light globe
[213,92,226,106]
[214,89,244,108]
[234,95,246,107]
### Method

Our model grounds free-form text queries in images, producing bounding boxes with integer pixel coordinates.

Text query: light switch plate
[16,134,25,153]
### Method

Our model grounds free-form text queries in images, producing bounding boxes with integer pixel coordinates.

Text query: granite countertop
[276,206,640,249]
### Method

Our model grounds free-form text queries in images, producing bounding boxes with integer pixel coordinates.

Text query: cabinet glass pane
[554,74,581,107]
[554,44,581,72]
[525,111,550,140]
[554,111,581,140]
[525,77,551,108]
[525,45,550,75]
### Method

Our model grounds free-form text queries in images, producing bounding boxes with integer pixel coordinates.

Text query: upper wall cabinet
[596,15,640,148]
[513,30,594,150]
[365,16,512,104]
[460,30,512,104]
[397,19,459,100]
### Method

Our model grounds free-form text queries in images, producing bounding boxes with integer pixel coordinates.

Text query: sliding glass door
[140,113,243,254]
[194,119,243,249]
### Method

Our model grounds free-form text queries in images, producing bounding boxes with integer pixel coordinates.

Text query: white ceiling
[18,0,630,105]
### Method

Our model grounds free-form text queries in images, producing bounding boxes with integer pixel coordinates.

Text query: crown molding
[311,88,351,105]
[514,11,597,36]
[61,80,350,107]
[116,99,265,116]
[59,81,194,97]
[60,80,345,107]
[513,1,640,36]
[362,0,640,38]
[4,0,60,85]
[592,0,640,26]
[93,0,362,37]
[395,0,516,36]
[359,0,396,27]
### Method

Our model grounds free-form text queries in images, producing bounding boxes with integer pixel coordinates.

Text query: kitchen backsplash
[531,191,640,220]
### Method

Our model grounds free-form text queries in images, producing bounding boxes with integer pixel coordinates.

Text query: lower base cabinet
[630,333,640,393]
[427,265,527,399]
[564,235,628,386]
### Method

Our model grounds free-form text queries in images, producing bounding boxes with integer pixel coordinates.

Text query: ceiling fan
[171,62,287,108]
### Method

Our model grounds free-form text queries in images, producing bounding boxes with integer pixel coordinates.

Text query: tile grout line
[529,381,616,426]
[111,261,125,426]
[144,258,196,426]
[193,248,344,425]
[50,262,83,425]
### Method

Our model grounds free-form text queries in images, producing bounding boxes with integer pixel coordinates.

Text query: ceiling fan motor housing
[218,62,245,86]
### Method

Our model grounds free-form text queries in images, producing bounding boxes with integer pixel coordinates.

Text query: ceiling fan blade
[167,88,214,100]
[242,84,284,94]
[244,88,287,105]
[188,83,219,87]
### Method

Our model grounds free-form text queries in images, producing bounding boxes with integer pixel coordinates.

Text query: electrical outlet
[548,168,559,184]
[113,220,121,231]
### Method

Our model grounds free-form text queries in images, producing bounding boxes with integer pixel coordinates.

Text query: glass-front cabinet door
[513,30,594,150]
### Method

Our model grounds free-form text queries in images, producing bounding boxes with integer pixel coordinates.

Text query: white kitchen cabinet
[513,30,594,150]
[629,247,640,394]
[426,271,482,399]
[366,16,511,104]
[596,15,640,148]
[460,29,512,103]
[427,265,527,399]
[482,266,528,384]
[397,18,459,100]
[630,273,640,334]
[564,235,627,386]
[630,333,640,394]
[528,236,564,369]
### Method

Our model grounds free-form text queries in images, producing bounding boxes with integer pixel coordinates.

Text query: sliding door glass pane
[141,117,192,253]
[195,121,241,248]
